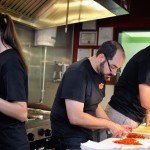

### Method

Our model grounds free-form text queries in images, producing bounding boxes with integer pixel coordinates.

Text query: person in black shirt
[0,13,30,149]
[50,40,132,150]
[100,46,150,141]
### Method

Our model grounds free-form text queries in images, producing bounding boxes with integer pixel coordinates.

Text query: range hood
[0,0,129,29]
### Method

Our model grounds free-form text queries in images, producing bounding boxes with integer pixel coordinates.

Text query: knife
[106,130,113,138]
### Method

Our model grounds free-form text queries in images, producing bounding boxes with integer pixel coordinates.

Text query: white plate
[100,138,150,150]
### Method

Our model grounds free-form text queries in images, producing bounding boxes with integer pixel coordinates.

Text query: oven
[26,104,54,150]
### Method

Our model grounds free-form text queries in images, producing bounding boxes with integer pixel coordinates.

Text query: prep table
[81,123,150,150]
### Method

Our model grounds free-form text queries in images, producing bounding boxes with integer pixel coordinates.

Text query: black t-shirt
[50,58,105,139]
[109,46,150,123]
[0,49,29,150]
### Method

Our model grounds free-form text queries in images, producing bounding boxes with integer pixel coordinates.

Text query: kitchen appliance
[26,103,53,150]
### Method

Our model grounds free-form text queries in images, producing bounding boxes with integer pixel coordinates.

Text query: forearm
[0,98,28,122]
[70,111,114,129]
[66,100,131,137]
[96,103,110,120]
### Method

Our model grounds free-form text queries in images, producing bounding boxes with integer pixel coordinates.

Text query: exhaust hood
[0,0,129,29]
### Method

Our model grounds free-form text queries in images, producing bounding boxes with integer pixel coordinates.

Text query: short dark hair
[96,41,124,60]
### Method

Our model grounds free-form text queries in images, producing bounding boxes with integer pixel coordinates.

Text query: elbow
[68,113,84,125]
[68,116,79,125]
[19,112,28,122]
[69,120,77,125]
[19,116,27,122]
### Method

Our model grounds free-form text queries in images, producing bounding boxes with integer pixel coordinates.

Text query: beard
[100,60,113,81]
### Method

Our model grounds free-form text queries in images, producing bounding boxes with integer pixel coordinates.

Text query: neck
[0,41,11,53]
[89,56,99,73]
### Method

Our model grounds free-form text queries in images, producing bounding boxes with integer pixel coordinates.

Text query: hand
[109,122,131,138]
[122,125,132,132]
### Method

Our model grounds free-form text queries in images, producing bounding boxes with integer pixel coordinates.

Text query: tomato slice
[113,138,142,145]
[127,133,145,139]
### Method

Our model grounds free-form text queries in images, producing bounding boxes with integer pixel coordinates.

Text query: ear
[97,53,105,62]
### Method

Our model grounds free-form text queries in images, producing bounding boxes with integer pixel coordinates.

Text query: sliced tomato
[113,138,142,145]
[127,133,145,139]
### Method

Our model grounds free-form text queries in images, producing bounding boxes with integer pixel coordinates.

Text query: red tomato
[127,133,145,139]
[113,138,142,145]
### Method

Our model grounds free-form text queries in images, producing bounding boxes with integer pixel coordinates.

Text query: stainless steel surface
[0,0,129,29]
[26,108,51,142]
[26,119,51,141]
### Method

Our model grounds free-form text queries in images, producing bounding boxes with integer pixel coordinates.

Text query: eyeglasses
[103,54,112,73]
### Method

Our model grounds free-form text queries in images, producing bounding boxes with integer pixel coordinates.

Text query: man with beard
[50,40,132,150]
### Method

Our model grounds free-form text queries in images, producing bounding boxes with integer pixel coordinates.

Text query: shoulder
[2,49,25,72]
[1,49,20,61]
[67,58,90,73]
[133,46,150,61]
[62,59,90,83]
[125,46,150,68]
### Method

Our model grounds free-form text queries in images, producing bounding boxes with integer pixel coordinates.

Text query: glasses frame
[103,54,112,73]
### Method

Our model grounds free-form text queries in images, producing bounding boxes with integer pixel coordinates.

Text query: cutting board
[133,123,150,138]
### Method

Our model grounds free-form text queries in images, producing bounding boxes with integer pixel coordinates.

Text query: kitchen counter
[81,123,150,150]
[81,137,150,150]
[99,138,150,150]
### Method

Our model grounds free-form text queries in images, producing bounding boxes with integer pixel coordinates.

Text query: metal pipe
[65,0,70,33]
[40,46,47,103]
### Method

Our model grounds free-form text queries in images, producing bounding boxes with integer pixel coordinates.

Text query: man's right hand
[109,122,132,138]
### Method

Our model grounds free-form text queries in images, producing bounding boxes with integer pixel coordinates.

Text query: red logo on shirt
[99,83,104,89]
